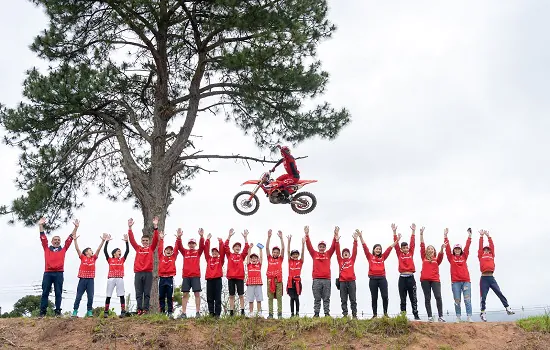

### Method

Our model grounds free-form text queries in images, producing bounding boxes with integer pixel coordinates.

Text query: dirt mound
[0,317,548,349]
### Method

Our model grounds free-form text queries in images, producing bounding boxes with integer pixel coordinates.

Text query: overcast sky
[1,1,549,319]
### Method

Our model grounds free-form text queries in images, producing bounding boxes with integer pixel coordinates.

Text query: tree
[2,295,54,317]
[0,0,350,312]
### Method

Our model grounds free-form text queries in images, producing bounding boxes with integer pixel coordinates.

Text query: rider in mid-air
[269,145,300,203]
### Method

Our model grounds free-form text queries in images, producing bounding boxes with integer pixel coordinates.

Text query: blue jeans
[480,276,509,311]
[40,271,64,315]
[451,281,472,316]
[74,278,95,311]
[159,277,174,313]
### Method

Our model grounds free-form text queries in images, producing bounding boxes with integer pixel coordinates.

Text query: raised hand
[128,218,134,228]
[242,229,249,238]
[287,234,292,241]
[398,233,402,240]
[249,242,254,248]
[267,229,272,237]
[152,216,159,227]
[467,228,472,238]
[159,231,165,240]
[352,232,358,241]
[479,229,484,237]
[176,228,183,238]
[302,237,306,244]
[228,228,235,237]
[334,226,340,236]
[304,226,310,236]
[198,228,204,237]
[441,243,447,251]
[101,233,110,241]
[355,229,363,237]
[410,223,416,231]
[207,233,212,240]
[38,217,46,226]
[73,219,80,228]
[71,232,79,240]
[391,223,397,233]
[485,230,490,237]
[277,230,283,238]
[420,227,425,235]
[122,234,128,242]
[335,234,341,242]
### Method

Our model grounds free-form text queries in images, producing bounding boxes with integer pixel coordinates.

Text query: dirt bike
[233,170,318,216]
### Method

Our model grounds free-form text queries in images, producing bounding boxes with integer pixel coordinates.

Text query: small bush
[517,314,550,333]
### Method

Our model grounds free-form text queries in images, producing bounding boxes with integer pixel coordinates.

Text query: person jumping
[269,145,300,203]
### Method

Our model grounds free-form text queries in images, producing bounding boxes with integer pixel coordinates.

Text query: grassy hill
[0,314,549,349]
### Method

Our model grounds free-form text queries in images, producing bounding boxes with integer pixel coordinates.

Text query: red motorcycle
[233,170,318,216]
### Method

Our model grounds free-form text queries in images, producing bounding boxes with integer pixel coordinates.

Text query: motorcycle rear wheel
[233,191,260,216]
[291,191,317,214]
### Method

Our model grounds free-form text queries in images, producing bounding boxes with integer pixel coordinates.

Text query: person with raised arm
[204,233,225,318]
[128,216,159,315]
[357,229,398,318]
[478,229,514,322]
[266,229,285,319]
[335,231,359,319]
[38,217,78,317]
[286,234,305,317]
[444,228,472,322]
[175,228,205,318]
[393,223,420,320]
[158,230,180,318]
[103,233,130,318]
[246,243,264,317]
[419,227,445,322]
[224,229,250,316]
[305,225,337,317]
[71,232,107,317]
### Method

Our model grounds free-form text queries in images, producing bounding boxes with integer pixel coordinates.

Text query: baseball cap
[233,242,242,248]
[453,244,462,249]
[164,245,174,250]
[290,249,300,255]
[318,241,326,247]
[188,238,196,244]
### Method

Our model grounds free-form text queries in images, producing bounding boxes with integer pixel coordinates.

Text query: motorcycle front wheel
[233,191,260,216]
[290,191,317,214]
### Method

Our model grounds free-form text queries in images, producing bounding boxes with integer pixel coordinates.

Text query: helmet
[280,146,290,156]
[290,249,300,256]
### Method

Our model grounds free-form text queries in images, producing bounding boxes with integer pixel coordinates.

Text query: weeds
[517,313,550,333]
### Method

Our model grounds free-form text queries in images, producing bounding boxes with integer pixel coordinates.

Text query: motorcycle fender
[242,180,260,185]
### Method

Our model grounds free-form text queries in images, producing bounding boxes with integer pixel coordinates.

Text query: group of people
[37,218,514,323]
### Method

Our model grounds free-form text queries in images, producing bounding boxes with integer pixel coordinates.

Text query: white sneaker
[506,307,515,315]
[247,311,254,317]
[438,317,446,322]
[467,316,473,323]
[480,312,487,322]
[428,317,434,322]
[456,316,462,323]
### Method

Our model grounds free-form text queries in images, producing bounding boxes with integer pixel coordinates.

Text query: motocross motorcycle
[233,170,318,216]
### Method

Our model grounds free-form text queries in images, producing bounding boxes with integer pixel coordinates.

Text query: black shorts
[182,277,201,293]
[228,279,244,296]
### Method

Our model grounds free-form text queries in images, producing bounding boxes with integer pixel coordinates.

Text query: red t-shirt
[78,254,98,278]
[247,263,262,285]
[128,229,159,273]
[363,244,392,277]
[107,257,125,278]
[419,242,444,282]
[266,255,283,281]
[306,237,336,279]
[445,237,471,282]
[336,240,358,282]
[224,240,250,280]
[158,238,179,277]
[478,237,496,273]
[394,234,416,273]
[287,258,303,281]
[41,233,73,272]
[204,239,225,280]
[176,237,204,278]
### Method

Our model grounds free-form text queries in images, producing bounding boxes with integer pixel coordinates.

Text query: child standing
[335,231,359,319]
[175,228,205,318]
[72,232,107,317]
[158,230,180,318]
[246,244,264,317]
[266,229,285,319]
[103,233,129,318]
[478,229,514,321]
[286,235,305,317]
[393,223,420,320]
[444,227,473,323]
[128,217,159,315]
[224,229,250,316]
[204,234,225,318]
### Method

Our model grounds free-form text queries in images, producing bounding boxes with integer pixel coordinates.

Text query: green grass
[517,314,550,333]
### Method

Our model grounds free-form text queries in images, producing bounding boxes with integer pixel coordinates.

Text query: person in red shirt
[175,228,205,318]
[419,227,445,322]
[357,229,398,318]
[128,217,159,315]
[266,229,285,319]
[246,244,264,317]
[269,145,301,203]
[103,233,129,318]
[286,234,305,317]
[224,228,250,316]
[158,230,180,318]
[38,217,77,317]
[204,234,225,318]
[444,227,472,322]
[71,232,107,318]
[335,231,358,319]
[305,225,337,317]
[478,229,514,322]
[392,223,420,320]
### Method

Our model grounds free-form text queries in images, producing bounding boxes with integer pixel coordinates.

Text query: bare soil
[0,317,548,350]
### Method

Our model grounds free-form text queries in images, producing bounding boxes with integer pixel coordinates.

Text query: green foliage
[517,313,550,333]
[0,295,54,318]
[0,0,350,229]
